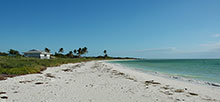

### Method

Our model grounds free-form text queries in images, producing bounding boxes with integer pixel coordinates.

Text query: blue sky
[0,0,220,58]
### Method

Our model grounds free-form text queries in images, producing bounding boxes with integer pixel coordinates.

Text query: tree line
[52,47,89,58]
[0,48,108,58]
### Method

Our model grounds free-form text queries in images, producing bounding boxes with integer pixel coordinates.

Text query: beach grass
[0,56,109,75]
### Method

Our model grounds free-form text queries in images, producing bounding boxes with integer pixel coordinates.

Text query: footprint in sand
[160,86,170,90]
[174,89,185,93]
[160,90,173,95]
[45,73,56,78]
[144,80,161,86]
[19,80,33,84]
[62,69,73,72]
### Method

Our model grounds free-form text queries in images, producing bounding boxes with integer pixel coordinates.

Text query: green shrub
[0,56,108,75]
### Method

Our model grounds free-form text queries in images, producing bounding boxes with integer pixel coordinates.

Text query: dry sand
[0,61,220,102]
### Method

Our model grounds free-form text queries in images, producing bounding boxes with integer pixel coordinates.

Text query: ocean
[109,59,220,84]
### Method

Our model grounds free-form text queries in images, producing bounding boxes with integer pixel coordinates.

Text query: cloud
[136,48,177,53]
[134,40,220,58]
[213,34,220,37]
[200,42,220,49]
[201,42,220,54]
[180,42,220,58]
[134,45,220,58]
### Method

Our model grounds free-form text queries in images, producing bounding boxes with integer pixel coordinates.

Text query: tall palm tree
[104,50,107,55]
[73,49,77,55]
[104,50,107,57]
[45,48,50,53]
[58,48,64,54]
[67,51,73,57]
[82,47,88,55]
[77,48,82,57]
[69,51,73,55]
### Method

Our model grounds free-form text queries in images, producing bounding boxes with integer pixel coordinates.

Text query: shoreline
[103,61,220,100]
[105,60,220,88]
[0,61,220,102]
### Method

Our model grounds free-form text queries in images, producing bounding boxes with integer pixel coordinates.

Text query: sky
[0,0,220,58]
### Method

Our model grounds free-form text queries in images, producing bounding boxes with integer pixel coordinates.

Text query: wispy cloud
[213,34,220,37]
[135,45,220,58]
[135,38,220,58]
[136,48,177,52]
[200,42,220,49]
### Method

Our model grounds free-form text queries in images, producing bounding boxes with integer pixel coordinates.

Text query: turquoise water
[109,59,220,84]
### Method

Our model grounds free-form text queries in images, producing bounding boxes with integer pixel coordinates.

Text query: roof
[23,49,51,54]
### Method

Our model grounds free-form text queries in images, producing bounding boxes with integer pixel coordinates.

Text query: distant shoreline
[106,59,220,87]
[104,60,220,88]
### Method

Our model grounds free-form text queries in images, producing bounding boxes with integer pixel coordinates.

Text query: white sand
[0,61,220,102]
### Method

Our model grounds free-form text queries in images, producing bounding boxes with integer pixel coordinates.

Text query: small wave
[106,60,220,88]
[174,74,201,78]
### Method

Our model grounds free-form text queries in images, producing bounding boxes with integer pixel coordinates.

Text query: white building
[24,49,51,59]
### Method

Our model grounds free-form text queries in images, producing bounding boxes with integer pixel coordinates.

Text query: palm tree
[58,48,64,54]
[75,47,89,57]
[69,51,73,55]
[104,50,108,57]
[67,51,73,57]
[104,50,107,55]
[45,48,50,53]
[82,47,88,55]
[77,48,82,57]
[73,49,77,54]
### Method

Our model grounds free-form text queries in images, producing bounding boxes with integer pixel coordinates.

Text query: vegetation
[8,49,21,56]
[104,50,108,57]
[74,49,77,54]
[58,48,64,54]
[0,47,134,78]
[74,47,88,57]
[45,48,51,53]
[66,51,74,58]
[0,56,110,75]
[0,52,8,56]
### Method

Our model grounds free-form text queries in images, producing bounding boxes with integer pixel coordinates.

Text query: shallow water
[109,59,220,84]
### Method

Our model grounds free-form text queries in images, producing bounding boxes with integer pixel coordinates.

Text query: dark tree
[104,50,107,54]
[66,51,73,57]
[104,50,108,57]
[58,48,64,54]
[0,52,8,56]
[77,48,82,57]
[69,51,73,54]
[45,48,50,53]
[73,49,77,54]
[82,47,88,55]
[8,49,20,56]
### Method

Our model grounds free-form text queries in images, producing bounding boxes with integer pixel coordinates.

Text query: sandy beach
[0,61,220,102]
